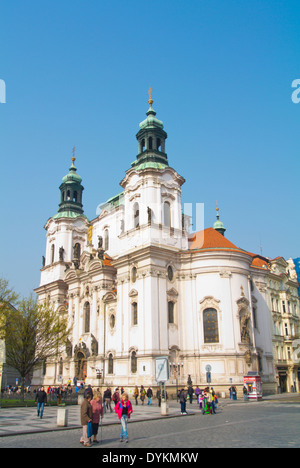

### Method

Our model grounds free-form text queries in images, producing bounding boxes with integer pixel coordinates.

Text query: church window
[203,308,219,343]
[67,190,71,200]
[142,139,145,152]
[168,301,175,324]
[108,353,114,374]
[131,351,137,374]
[132,302,138,325]
[104,229,109,251]
[167,266,174,281]
[163,201,171,228]
[51,244,55,264]
[132,267,137,283]
[148,136,153,150]
[133,203,140,228]
[109,313,115,329]
[73,191,77,202]
[84,302,90,333]
[157,138,161,151]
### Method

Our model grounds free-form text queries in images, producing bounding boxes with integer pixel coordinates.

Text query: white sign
[155,356,169,383]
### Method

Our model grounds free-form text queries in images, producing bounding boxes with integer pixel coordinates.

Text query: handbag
[87,421,93,438]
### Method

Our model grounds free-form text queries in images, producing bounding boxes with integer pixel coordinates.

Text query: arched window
[104,229,109,251]
[133,202,140,228]
[148,136,153,150]
[74,243,81,259]
[108,353,114,374]
[141,139,145,152]
[67,190,71,200]
[51,244,55,264]
[109,313,115,329]
[84,302,90,333]
[132,302,138,326]
[131,351,137,374]
[131,267,137,283]
[73,191,77,202]
[168,302,175,324]
[157,138,161,151]
[163,201,171,227]
[203,308,219,343]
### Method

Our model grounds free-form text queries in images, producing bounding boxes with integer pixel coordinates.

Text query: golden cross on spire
[216,200,220,219]
[148,86,153,105]
[72,146,76,163]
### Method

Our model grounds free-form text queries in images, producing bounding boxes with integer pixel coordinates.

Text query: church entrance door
[75,351,87,380]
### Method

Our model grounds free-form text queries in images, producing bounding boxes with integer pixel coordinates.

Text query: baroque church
[33,95,300,394]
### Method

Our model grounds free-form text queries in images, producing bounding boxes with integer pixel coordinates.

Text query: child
[115,392,133,443]
[90,391,104,444]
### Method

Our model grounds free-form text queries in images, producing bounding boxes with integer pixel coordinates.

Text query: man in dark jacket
[35,386,47,419]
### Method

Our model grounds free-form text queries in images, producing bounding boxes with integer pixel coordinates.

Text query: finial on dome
[213,200,226,236]
[148,86,153,106]
[72,146,76,164]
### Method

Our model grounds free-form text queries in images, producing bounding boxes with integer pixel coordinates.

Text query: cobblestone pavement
[1,396,300,448]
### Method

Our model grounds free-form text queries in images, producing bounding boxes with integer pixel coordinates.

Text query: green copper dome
[54,150,85,219]
[139,103,164,130]
[134,96,169,169]
[213,203,226,236]
[62,161,82,184]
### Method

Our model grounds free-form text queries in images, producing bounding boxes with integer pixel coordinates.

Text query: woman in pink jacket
[115,392,133,443]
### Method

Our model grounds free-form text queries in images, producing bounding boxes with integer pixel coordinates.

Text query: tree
[2,294,71,400]
[0,278,18,337]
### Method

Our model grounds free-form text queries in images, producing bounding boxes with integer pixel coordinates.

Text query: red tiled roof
[188,228,241,251]
[188,228,271,270]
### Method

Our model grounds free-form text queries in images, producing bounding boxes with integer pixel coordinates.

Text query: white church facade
[33,96,300,395]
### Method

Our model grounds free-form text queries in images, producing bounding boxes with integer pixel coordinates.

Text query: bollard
[161,399,169,416]
[78,394,84,406]
[57,407,68,427]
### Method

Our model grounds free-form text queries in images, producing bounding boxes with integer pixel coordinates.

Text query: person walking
[179,388,187,414]
[35,386,47,419]
[113,388,120,406]
[156,387,161,407]
[80,394,93,447]
[103,387,113,413]
[140,385,146,405]
[115,392,133,444]
[147,386,153,405]
[90,391,104,444]
[188,385,194,404]
[133,386,139,406]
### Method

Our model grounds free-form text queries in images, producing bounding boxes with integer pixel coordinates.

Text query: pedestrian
[179,388,187,414]
[113,388,120,406]
[147,386,153,405]
[84,384,93,400]
[80,394,93,447]
[133,386,139,405]
[104,387,113,413]
[243,385,248,401]
[188,385,194,404]
[195,385,201,402]
[140,385,146,405]
[115,392,133,444]
[232,386,237,401]
[90,391,104,444]
[210,387,217,414]
[156,387,161,407]
[35,386,47,419]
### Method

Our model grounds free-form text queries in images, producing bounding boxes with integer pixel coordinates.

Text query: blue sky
[0,0,299,297]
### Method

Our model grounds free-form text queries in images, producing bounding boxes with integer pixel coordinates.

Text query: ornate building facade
[33,97,300,394]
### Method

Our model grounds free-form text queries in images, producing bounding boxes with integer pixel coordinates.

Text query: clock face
[155,356,169,383]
